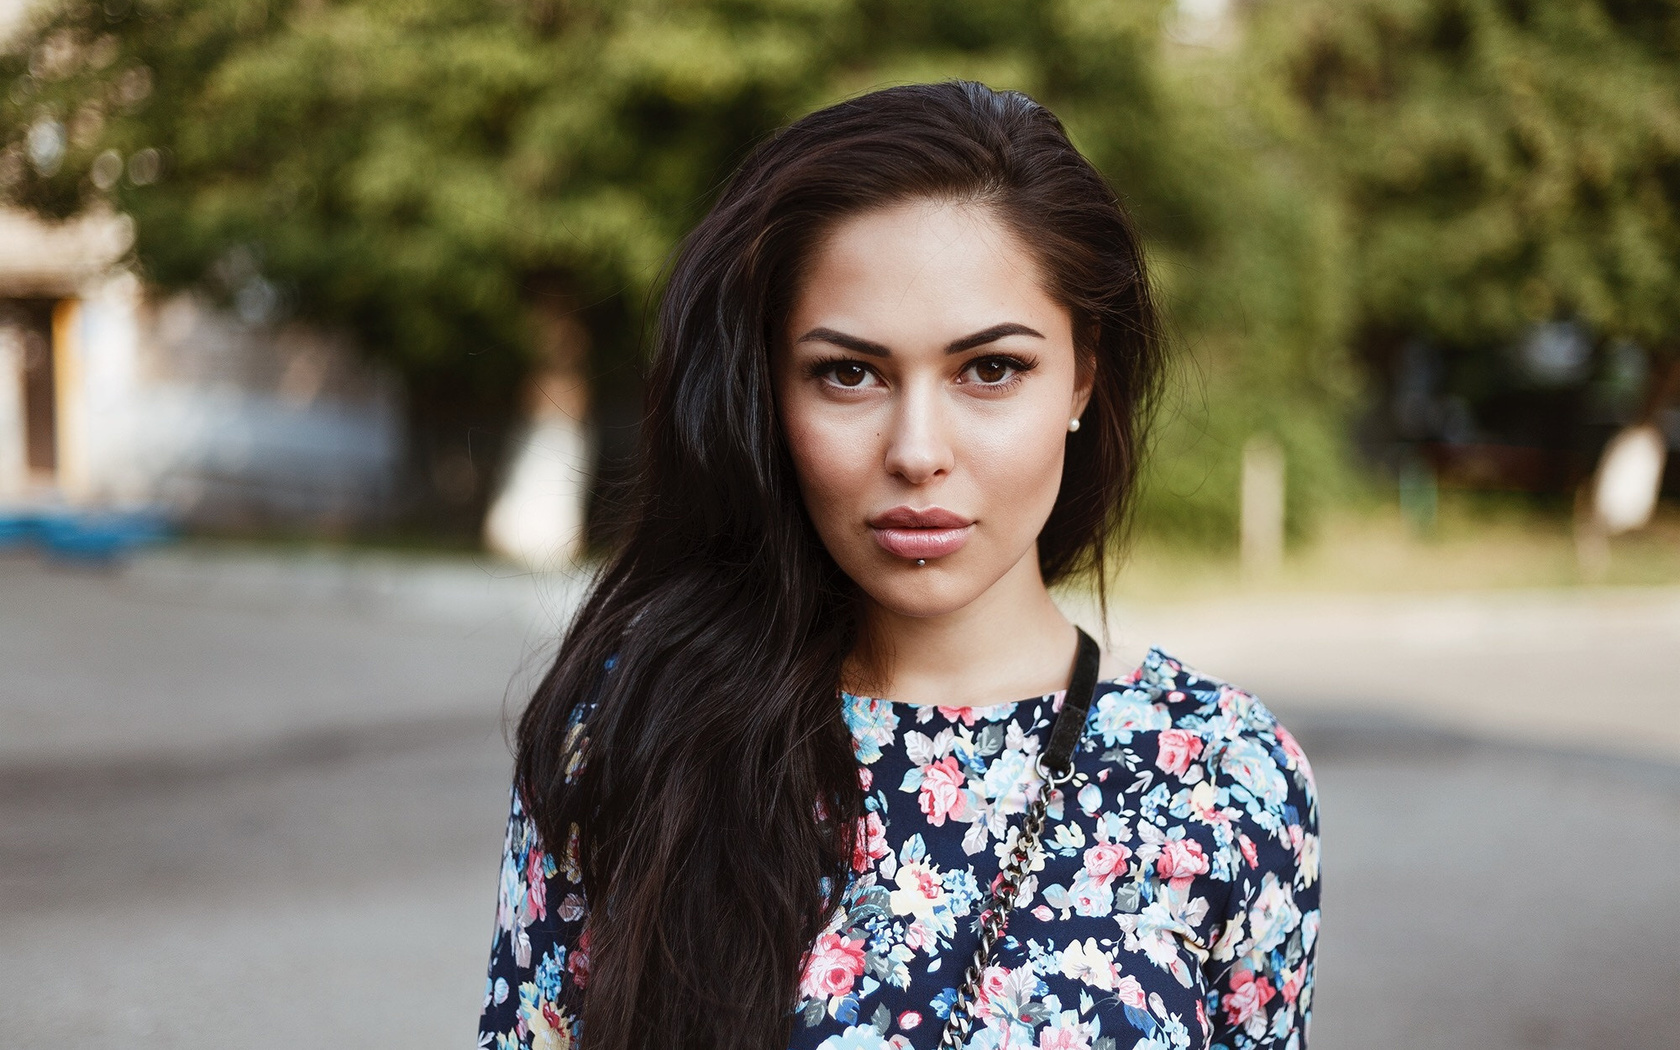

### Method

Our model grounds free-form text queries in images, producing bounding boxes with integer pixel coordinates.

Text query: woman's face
[773,198,1091,620]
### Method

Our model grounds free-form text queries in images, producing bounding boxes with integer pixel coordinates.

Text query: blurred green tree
[1250,0,1680,462]
[1,0,1354,551]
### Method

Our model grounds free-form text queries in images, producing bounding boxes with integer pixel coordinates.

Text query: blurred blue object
[0,507,175,562]
[0,513,35,547]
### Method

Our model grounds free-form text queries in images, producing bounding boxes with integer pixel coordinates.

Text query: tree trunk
[1583,349,1679,542]
[482,283,592,569]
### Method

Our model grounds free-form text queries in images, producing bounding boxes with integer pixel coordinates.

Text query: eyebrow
[795,322,1045,358]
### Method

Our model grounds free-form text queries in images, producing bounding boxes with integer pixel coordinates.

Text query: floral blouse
[479,647,1321,1050]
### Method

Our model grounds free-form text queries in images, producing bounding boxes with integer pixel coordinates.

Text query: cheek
[781,406,876,523]
[960,408,1068,529]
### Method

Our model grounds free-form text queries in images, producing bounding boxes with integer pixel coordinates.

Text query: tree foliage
[1252,0,1680,388]
[1,0,1357,545]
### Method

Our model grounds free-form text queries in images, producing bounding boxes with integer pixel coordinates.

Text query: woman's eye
[824,362,875,388]
[964,357,1019,385]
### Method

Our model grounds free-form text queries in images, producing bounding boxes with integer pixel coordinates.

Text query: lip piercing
[915,559,926,567]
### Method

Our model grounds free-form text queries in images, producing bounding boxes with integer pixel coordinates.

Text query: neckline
[841,679,1120,710]
[839,644,1173,710]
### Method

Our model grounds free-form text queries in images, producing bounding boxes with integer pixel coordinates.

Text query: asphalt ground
[2,549,1677,1049]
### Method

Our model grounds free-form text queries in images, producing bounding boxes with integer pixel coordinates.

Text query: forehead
[786,199,1070,347]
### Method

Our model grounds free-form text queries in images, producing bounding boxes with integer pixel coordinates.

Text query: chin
[869,588,976,619]
[848,558,995,619]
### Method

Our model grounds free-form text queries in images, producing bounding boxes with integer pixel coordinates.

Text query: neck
[847,547,1080,707]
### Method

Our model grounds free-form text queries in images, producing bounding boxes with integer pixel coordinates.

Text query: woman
[479,81,1319,1050]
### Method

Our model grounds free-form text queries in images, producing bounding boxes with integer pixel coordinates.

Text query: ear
[1070,338,1097,422]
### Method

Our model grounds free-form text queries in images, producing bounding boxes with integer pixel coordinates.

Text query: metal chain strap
[936,756,1077,1049]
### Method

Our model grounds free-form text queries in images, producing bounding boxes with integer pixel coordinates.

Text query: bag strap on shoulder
[1040,626,1101,781]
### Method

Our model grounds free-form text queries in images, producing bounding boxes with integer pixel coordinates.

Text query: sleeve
[1201,704,1321,1050]
[476,785,591,1050]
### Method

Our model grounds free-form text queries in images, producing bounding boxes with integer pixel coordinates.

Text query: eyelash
[805,355,1038,391]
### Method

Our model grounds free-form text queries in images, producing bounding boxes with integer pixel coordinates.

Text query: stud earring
[1067,418,1081,432]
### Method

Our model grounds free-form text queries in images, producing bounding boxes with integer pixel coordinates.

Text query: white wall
[97,290,405,526]
[0,276,405,527]
[0,322,26,499]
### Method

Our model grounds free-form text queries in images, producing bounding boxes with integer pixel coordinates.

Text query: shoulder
[1080,649,1321,903]
[1086,647,1316,807]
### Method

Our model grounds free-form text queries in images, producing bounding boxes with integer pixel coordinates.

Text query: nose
[882,379,953,484]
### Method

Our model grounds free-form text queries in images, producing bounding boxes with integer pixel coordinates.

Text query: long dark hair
[515,80,1165,1050]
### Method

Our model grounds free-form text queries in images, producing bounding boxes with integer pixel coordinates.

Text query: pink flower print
[1222,967,1277,1030]
[937,705,980,725]
[1156,837,1210,893]
[1115,974,1146,1009]
[974,964,1010,1015]
[1082,842,1132,887]
[918,756,969,825]
[799,932,867,1001]
[1155,728,1204,776]
[540,1002,565,1037]
[1276,723,1315,786]
[1032,905,1053,922]
[898,1011,922,1030]
[891,860,948,920]
[858,766,873,791]
[1216,684,1250,716]
[1238,834,1259,869]
[568,925,592,988]
[1068,870,1113,916]
[852,811,889,872]
[1280,966,1303,1005]
[903,919,930,952]
[524,849,549,921]
[1038,1025,1091,1050]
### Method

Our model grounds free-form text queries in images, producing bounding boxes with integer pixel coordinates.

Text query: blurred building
[0,205,404,530]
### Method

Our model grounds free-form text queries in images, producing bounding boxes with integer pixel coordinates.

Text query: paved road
[3,548,1677,1049]
[0,546,582,767]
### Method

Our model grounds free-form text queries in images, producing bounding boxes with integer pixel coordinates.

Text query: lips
[867,506,975,561]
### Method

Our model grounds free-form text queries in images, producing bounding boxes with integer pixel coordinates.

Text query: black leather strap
[934,625,1105,1048]
[1041,627,1101,778]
